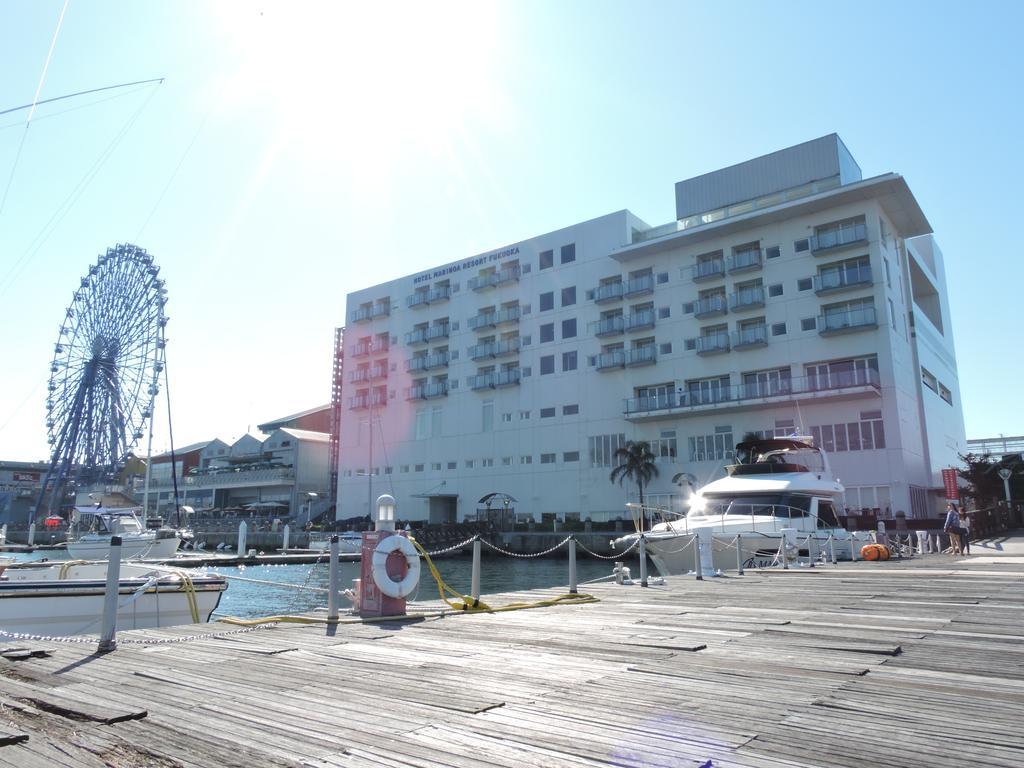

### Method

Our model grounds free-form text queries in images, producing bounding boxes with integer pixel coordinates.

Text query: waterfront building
[0,460,49,524]
[334,135,965,522]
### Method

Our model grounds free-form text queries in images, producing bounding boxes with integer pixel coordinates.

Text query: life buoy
[371,535,421,599]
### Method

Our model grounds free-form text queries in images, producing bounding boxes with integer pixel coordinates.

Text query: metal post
[736,533,744,575]
[28,522,36,546]
[327,535,340,621]
[0,523,7,544]
[568,537,578,594]
[98,536,123,653]
[471,537,481,602]
[638,535,649,587]
[693,534,703,581]
[851,535,858,561]
[781,537,789,570]
[282,523,290,552]
[237,520,247,558]
[829,534,837,565]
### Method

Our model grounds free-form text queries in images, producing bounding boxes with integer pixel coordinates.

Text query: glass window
[562,318,577,338]
[561,286,576,306]
[540,453,556,464]
[540,323,554,342]
[797,277,812,291]
[794,239,809,252]
[540,407,556,418]
[766,246,781,259]
[563,451,580,462]
[539,250,553,270]
[562,404,579,415]
[540,355,554,375]
[539,292,554,311]
[801,317,816,331]
[560,243,576,264]
[768,283,783,297]
[562,350,577,371]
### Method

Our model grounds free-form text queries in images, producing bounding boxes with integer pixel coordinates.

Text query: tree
[956,453,1001,509]
[610,441,659,527]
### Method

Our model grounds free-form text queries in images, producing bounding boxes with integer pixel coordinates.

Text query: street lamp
[998,468,1012,508]
[375,494,396,532]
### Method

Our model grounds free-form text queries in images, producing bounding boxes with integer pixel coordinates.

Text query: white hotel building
[335,135,965,524]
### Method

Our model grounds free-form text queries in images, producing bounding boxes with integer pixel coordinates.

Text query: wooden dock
[1,536,1023,767]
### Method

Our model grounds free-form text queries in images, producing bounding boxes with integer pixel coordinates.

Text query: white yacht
[0,560,226,637]
[305,530,363,554]
[614,438,873,575]
[66,507,182,560]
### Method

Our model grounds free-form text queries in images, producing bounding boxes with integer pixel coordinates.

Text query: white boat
[306,530,363,554]
[66,507,182,560]
[614,437,874,575]
[0,560,226,637]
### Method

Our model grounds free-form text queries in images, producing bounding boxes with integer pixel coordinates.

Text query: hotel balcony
[468,307,520,330]
[349,367,384,384]
[730,287,765,312]
[468,338,520,360]
[728,248,763,274]
[694,334,730,356]
[592,316,625,337]
[406,286,451,308]
[352,304,391,323]
[348,394,387,410]
[623,369,882,422]
[814,266,873,295]
[405,381,449,400]
[406,352,449,372]
[468,266,521,291]
[596,350,626,370]
[406,324,450,345]
[692,260,725,282]
[370,339,390,354]
[693,295,727,319]
[624,309,655,332]
[625,346,656,367]
[593,282,624,303]
[732,325,768,350]
[818,306,878,336]
[350,342,371,357]
[468,369,521,389]
[624,274,655,297]
[810,221,868,254]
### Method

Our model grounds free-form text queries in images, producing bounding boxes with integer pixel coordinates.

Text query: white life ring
[371,535,421,599]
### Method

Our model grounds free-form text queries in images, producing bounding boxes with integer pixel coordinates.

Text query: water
[209,556,620,620]
[11,549,626,620]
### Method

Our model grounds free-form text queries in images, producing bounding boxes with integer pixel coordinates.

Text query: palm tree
[610,440,659,528]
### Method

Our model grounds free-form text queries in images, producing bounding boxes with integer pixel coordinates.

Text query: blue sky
[0,0,1021,461]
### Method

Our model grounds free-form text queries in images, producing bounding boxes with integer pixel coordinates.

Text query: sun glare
[209,2,505,178]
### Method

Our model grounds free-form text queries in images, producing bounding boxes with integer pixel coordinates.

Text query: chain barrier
[417,535,477,558]
[575,536,640,560]
[479,535,572,558]
[646,534,697,556]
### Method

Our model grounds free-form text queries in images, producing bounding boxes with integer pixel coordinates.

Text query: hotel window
[658,306,670,319]
[794,238,809,252]
[562,318,577,338]
[520,455,533,464]
[768,283,783,297]
[801,317,816,331]
[771,322,786,336]
[540,355,555,375]
[766,245,781,259]
[502,456,513,466]
[563,451,580,462]
[502,412,512,422]
[560,243,576,264]
[921,367,938,392]
[519,410,531,419]
[563,404,579,415]
[482,400,494,432]
[465,460,474,469]
[540,323,554,343]
[415,464,424,472]
[540,453,556,464]
[431,463,442,471]
[688,427,733,462]
[939,383,952,404]
[657,272,669,284]
[797,277,812,291]
[482,458,494,467]
[588,433,626,467]
[562,350,578,371]
[562,286,576,306]
[659,342,672,354]
[540,407,556,418]
[539,250,553,270]
[540,292,554,311]
[447,462,456,470]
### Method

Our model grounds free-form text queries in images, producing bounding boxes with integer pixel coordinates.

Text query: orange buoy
[878,544,890,561]
[861,544,880,560]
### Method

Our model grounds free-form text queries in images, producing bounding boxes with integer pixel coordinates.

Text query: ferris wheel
[37,243,167,514]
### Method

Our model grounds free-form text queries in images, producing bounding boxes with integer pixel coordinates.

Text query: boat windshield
[699,493,812,518]
[96,512,144,535]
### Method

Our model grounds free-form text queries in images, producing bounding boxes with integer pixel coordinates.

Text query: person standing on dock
[958,507,972,555]
[944,503,964,555]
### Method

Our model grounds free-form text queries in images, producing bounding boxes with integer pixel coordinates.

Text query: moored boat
[614,437,874,575]
[0,560,226,637]
[67,507,182,560]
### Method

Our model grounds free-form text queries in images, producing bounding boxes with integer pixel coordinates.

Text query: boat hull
[0,564,225,637]
[66,533,181,560]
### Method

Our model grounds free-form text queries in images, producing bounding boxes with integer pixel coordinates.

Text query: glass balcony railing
[468,267,521,291]
[810,221,868,253]
[468,338,520,359]
[350,343,371,357]
[624,274,655,296]
[624,309,655,332]
[694,295,727,318]
[814,266,873,294]
[622,369,881,416]
[407,286,452,307]
[348,394,387,410]
[351,307,373,323]
[406,353,448,371]
[625,346,656,366]
[694,334,730,355]
[406,381,449,399]
[593,282,624,303]
[370,339,390,354]
[732,325,768,349]
[692,260,725,281]
[728,249,763,273]
[596,350,626,370]
[730,287,765,311]
[593,316,625,336]
[407,291,430,308]
[468,370,521,389]
[818,306,877,334]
